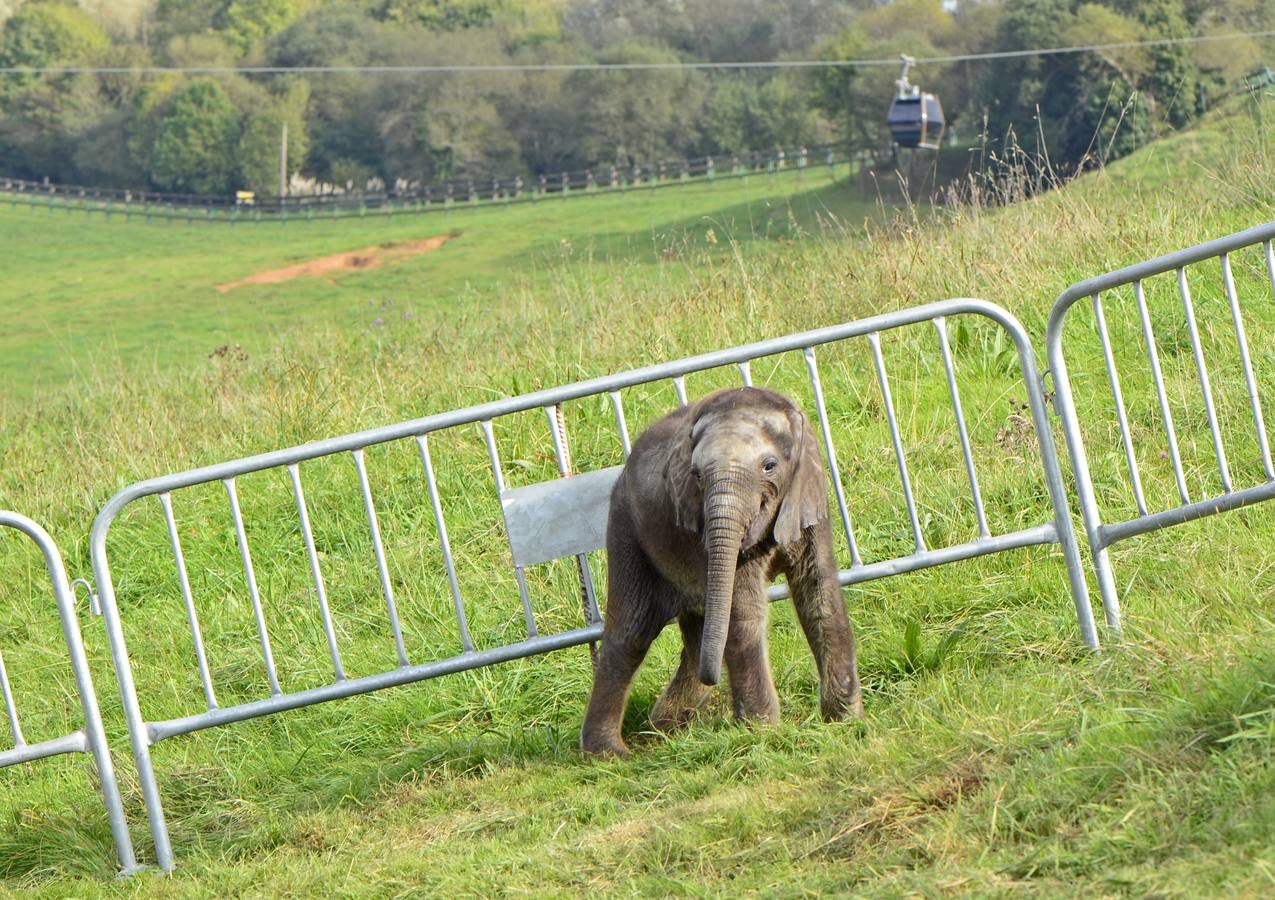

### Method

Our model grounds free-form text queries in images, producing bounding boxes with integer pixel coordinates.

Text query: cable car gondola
[887,55,945,150]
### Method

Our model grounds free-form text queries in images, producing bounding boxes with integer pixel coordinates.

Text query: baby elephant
[581,386,862,757]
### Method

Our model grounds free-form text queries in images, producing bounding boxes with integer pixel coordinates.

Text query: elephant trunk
[698,471,753,686]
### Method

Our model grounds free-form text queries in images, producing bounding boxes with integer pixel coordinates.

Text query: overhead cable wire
[1,28,1273,75]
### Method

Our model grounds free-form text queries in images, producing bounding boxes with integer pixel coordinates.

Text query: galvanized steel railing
[0,511,137,874]
[1047,220,1275,633]
[88,297,1092,870]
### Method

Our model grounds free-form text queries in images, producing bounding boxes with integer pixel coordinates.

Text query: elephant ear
[665,421,702,532]
[774,407,829,547]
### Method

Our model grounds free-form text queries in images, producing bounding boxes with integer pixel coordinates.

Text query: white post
[279,121,288,200]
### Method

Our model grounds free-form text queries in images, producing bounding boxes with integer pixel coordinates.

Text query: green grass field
[0,164,871,400]
[3,95,1275,897]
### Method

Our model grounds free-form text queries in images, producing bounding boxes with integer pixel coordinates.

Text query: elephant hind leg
[650,611,715,733]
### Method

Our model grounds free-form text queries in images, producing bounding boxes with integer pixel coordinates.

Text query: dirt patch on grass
[216,231,461,292]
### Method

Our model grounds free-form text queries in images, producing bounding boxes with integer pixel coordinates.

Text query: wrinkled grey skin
[581,386,863,757]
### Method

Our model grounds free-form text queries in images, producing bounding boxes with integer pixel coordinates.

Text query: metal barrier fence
[88,297,1091,870]
[0,511,136,874]
[1047,220,1275,632]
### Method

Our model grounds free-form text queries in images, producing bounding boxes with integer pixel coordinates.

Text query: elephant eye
[691,465,702,481]
[762,458,778,474]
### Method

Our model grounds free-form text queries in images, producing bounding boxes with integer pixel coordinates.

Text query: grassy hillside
[2,95,1275,897]
[0,164,869,400]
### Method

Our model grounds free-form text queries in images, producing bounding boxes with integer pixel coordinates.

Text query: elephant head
[664,388,829,685]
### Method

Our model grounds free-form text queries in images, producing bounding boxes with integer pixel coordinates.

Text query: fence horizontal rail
[95,300,1038,504]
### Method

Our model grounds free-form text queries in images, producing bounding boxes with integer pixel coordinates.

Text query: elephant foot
[820,685,864,722]
[732,701,781,726]
[580,730,631,758]
[650,683,714,733]
[730,683,781,725]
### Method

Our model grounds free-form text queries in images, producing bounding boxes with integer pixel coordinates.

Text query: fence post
[1,511,139,874]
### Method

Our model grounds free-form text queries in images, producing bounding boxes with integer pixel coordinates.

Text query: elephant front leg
[581,626,657,757]
[581,542,671,757]
[786,527,862,720]
[650,611,715,733]
[724,570,780,725]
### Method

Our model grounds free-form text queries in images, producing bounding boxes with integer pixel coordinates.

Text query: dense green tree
[568,39,704,165]
[1053,3,1152,164]
[123,71,182,177]
[214,0,305,55]
[150,77,241,193]
[154,0,306,58]
[71,107,146,185]
[416,71,522,178]
[810,26,868,148]
[235,78,309,194]
[980,0,1084,162]
[0,2,111,180]
[976,0,1198,172]
[266,6,386,183]
[0,0,109,65]
[0,0,109,91]
[1135,0,1199,126]
[563,0,858,63]
[0,72,103,179]
[369,0,506,31]
[268,7,524,185]
[498,39,588,174]
[152,0,218,46]
[701,74,830,155]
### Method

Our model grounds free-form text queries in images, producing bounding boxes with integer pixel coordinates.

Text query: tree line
[0,0,1269,197]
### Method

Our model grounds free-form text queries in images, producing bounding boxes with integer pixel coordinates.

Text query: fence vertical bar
[351,449,411,668]
[415,435,475,653]
[1003,310,1102,649]
[1092,293,1149,516]
[224,478,282,696]
[867,332,926,553]
[1221,253,1274,481]
[513,567,537,637]
[0,646,23,747]
[672,375,689,407]
[159,492,219,709]
[91,521,173,869]
[545,405,602,626]
[287,465,347,680]
[738,360,753,386]
[1047,307,1121,638]
[1135,281,1191,505]
[481,420,538,637]
[46,544,137,873]
[933,317,990,538]
[1177,267,1233,492]
[608,391,632,458]
[802,346,862,567]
